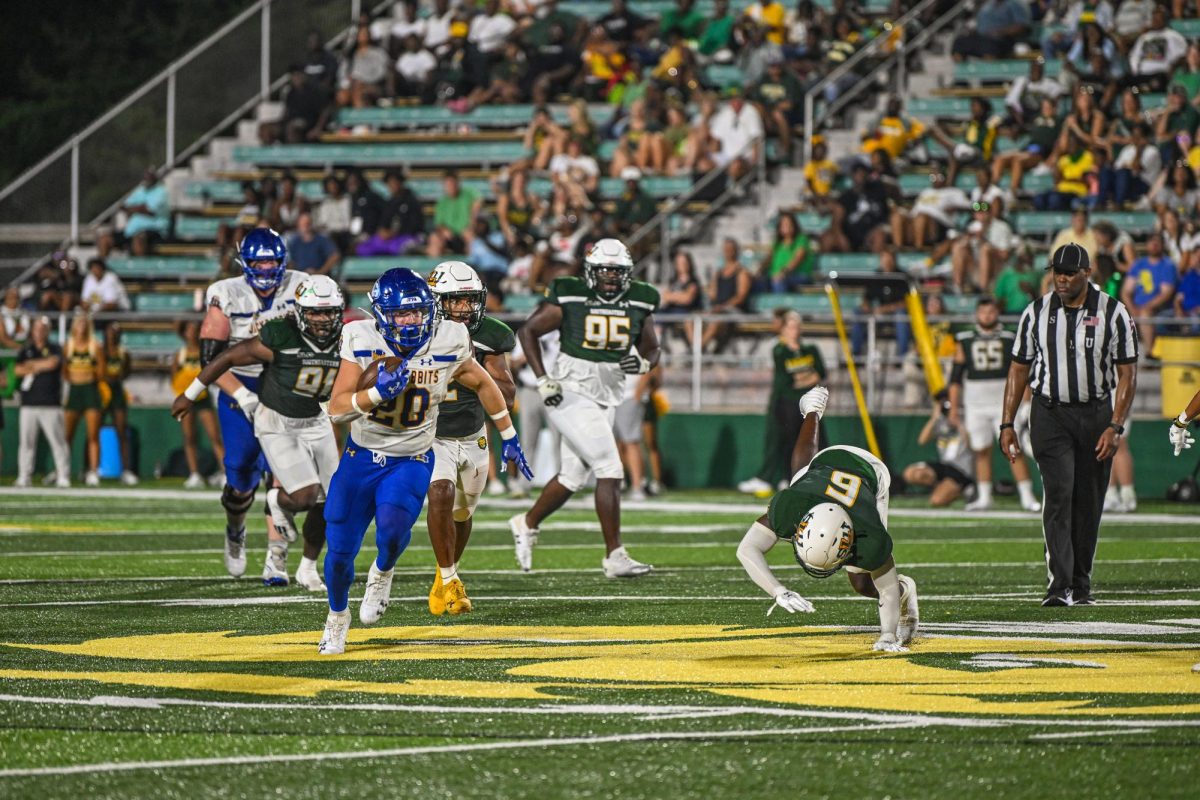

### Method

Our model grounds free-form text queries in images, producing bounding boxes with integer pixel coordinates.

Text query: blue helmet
[369,268,437,350]
[238,228,288,292]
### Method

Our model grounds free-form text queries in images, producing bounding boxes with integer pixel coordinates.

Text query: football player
[173,275,345,591]
[509,238,660,578]
[200,228,307,580]
[1169,387,1200,457]
[426,262,517,616]
[316,268,532,655]
[947,296,1041,512]
[736,386,920,653]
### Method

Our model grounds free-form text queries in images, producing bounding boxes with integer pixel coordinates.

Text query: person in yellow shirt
[803,139,839,205]
[1049,206,1100,266]
[743,1,786,45]
[63,313,104,486]
[173,320,225,489]
[1034,131,1096,211]
[862,96,928,161]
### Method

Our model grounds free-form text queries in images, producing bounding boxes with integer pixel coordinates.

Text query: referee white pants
[17,406,72,482]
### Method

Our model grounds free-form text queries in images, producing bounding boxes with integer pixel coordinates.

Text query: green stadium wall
[0,407,1193,498]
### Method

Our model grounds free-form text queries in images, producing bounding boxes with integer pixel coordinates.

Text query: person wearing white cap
[613,167,656,236]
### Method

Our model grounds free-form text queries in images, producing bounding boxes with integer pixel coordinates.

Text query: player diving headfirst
[736,386,920,652]
[173,275,346,591]
[200,228,307,582]
[316,268,532,655]
[426,261,517,616]
[509,238,660,577]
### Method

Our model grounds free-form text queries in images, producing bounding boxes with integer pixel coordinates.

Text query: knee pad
[221,484,255,515]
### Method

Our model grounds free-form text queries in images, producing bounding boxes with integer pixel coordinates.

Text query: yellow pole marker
[906,286,945,396]
[824,281,881,458]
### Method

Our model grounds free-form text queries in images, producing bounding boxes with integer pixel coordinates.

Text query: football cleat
[208,473,227,489]
[429,569,446,615]
[1021,498,1042,512]
[84,471,100,487]
[964,497,992,512]
[317,609,351,655]
[56,476,71,489]
[183,472,206,489]
[265,488,299,543]
[294,558,326,592]
[602,547,653,578]
[262,546,289,587]
[120,470,139,486]
[509,513,538,572]
[224,526,247,578]
[737,477,773,497]
[444,577,473,615]
[1041,590,1073,607]
[13,477,31,488]
[897,574,920,645]
[360,562,394,625]
[627,487,647,502]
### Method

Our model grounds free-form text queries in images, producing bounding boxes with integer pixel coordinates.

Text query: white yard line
[1028,728,1153,740]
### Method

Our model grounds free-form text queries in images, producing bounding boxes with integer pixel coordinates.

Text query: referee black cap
[1048,242,1089,273]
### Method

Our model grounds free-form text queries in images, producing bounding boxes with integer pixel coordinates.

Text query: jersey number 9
[824,470,862,507]
[368,387,430,429]
[582,314,631,350]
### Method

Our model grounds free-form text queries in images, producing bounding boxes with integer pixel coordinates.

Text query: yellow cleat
[428,569,446,616]
[444,577,473,615]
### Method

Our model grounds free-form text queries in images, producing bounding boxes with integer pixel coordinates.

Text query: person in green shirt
[1156,83,1200,162]
[1171,42,1200,100]
[660,0,706,40]
[736,385,919,652]
[751,54,804,157]
[760,211,815,292]
[613,167,658,236]
[429,170,483,256]
[698,0,735,56]
[992,256,1039,313]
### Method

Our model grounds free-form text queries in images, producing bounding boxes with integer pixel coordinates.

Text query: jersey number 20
[824,470,862,507]
[368,387,430,429]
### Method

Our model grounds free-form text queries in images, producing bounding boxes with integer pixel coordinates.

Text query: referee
[999,243,1138,607]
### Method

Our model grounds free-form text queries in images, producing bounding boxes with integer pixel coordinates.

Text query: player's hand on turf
[767,589,815,615]
[872,633,909,653]
[375,362,410,401]
[1095,427,1120,462]
[232,386,260,422]
[170,395,193,421]
[502,433,535,481]
[537,375,563,407]
[999,428,1021,464]
[619,351,650,375]
[1170,417,1194,457]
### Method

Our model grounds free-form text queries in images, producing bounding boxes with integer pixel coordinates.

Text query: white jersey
[340,318,473,457]
[205,270,307,378]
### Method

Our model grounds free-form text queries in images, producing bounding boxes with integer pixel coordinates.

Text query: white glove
[872,633,909,653]
[767,588,815,615]
[798,385,829,419]
[232,386,260,422]
[1170,414,1194,457]
[619,351,651,375]
[537,375,563,407]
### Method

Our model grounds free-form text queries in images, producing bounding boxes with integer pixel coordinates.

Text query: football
[356,356,405,391]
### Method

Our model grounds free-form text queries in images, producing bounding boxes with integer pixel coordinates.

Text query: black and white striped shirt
[1012,284,1138,404]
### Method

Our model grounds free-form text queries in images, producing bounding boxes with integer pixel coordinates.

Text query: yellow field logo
[5,625,1199,717]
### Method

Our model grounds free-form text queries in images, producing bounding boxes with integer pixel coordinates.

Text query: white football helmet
[584,238,634,300]
[294,275,345,347]
[792,502,855,578]
[428,260,487,332]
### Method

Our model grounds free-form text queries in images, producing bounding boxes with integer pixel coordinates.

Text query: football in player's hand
[356,357,405,391]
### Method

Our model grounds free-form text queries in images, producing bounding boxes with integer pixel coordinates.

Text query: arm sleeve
[736,521,786,599]
[871,564,901,639]
[1011,303,1036,364]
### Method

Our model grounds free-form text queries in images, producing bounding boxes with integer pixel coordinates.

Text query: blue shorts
[324,437,435,557]
[217,374,268,493]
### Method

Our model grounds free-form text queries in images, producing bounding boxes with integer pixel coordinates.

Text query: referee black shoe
[1072,592,1095,606]
[1041,590,1073,607]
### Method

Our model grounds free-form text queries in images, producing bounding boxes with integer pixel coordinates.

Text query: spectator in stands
[1050,206,1101,266]
[660,0,706,40]
[950,199,1019,293]
[302,30,339,95]
[270,173,305,231]
[1173,42,1200,101]
[901,391,974,508]
[1153,161,1200,217]
[751,53,802,158]
[1127,5,1187,91]
[701,239,753,352]
[521,0,585,49]
[760,211,815,292]
[528,22,581,105]
[1114,0,1155,52]
[1122,231,1177,350]
[345,168,386,241]
[356,169,424,257]
[972,165,1015,213]
[460,38,528,111]
[598,0,650,45]
[736,17,783,88]
[1174,244,1200,328]
[613,167,657,237]
[467,216,511,295]
[395,34,439,102]
[861,95,928,164]
[1154,84,1200,164]
[934,97,1000,186]
[80,258,130,312]
[1067,22,1124,109]
[698,0,736,58]
[802,138,838,204]
[1043,2,1116,59]
[173,320,224,489]
[992,249,1040,313]
[234,181,263,227]
[0,287,29,348]
[1034,130,1097,211]
[337,25,391,109]
[497,168,545,248]
[744,0,787,45]
[264,65,332,144]
[533,213,588,285]
[111,168,169,257]
[575,206,618,264]
[1159,207,1188,264]
[315,174,352,253]
[659,249,704,322]
[709,86,764,186]
[1101,121,1162,207]
[580,24,633,102]
[891,172,971,250]
[422,0,457,57]
[609,98,666,176]
[36,254,83,312]
[550,136,601,216]
[992,97,1063,192]
[851,250,911,357]
[663,103,713,176]
[821,161,889,254]
[1005,58,1064,130]
[951,0,1031,60]
[286,212,340,276]
[467,0,517,80]
[14,317,71,488]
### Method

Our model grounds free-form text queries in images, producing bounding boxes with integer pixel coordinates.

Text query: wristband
[184,378,207,401]
[1174,413,1191,428]
[489,409,510,421]
[499,426,517,441]
[366,386,384,406]
[351,393,366,416]
[998,422,1015,431]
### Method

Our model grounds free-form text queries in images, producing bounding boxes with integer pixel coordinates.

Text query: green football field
[1,485,1198,799]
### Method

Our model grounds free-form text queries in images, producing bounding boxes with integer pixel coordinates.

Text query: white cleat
[897,574,920,645]
[1118,495,1138,513]
[41,472,59,487]
[295,559,327,592]
[359,562,395,625]
[1102,489,1120,513]
[55,477,71,489]
[265,488,299,543]
[120,470,139,486]
[509,513,538,572]
[602,546,653,578]
[737,477,773,496]
[224,526,247,578]
[317,609,351,655]
[84,471,101,487]
[1021,498,1042,513]
[627,487,647,502]
[208,473,227,489]
[13,477,31,488]
[183,472,206,489]
[262,547,289,587]
[964,497,992,512]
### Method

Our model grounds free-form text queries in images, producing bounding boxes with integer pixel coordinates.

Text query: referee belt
[1035,395,1109,410]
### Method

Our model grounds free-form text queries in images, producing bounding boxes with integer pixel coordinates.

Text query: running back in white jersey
[340,318,474,457]
[205,270,307,377]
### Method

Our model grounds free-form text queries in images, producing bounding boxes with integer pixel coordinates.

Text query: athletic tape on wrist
[500,426,517,441]
[489,409,510,421]
[184,378,207,401]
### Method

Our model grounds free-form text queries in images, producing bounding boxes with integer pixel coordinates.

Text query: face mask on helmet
[436,289,487,332]
[373,302,434,349]
[297,306,344,347]
[586,263,632,300]
[238,229,288,292]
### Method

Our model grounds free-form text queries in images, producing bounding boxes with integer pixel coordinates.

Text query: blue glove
[502,433,534,481]
[375,361,410,401]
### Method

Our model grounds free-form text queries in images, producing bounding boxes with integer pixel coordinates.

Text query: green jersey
[436,317,516,438]
[257,317,341,419]
[767,448,892,572]
[772,342,825,401]
[954,326,1015,383]
[546,276,659,407]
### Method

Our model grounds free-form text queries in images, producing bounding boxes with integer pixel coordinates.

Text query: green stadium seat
[796,212,830,234]
[755,294,837,314]
[123,330,182,354]
[107,256,217,279]
[816,253,879,274]
[706,64,747,89]
[1013,211,1157,237]
[134,293,199,312]
[232,142,529,168]
[340,256,443,280]
[896,171,1053,195]
[953,59,1063,83]
[174,217,231,240]
[940,294,981,314]
[503,293,542,315]
[907,96,1007,120]
[1172,19,1200,37]
[336,103,616,129]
